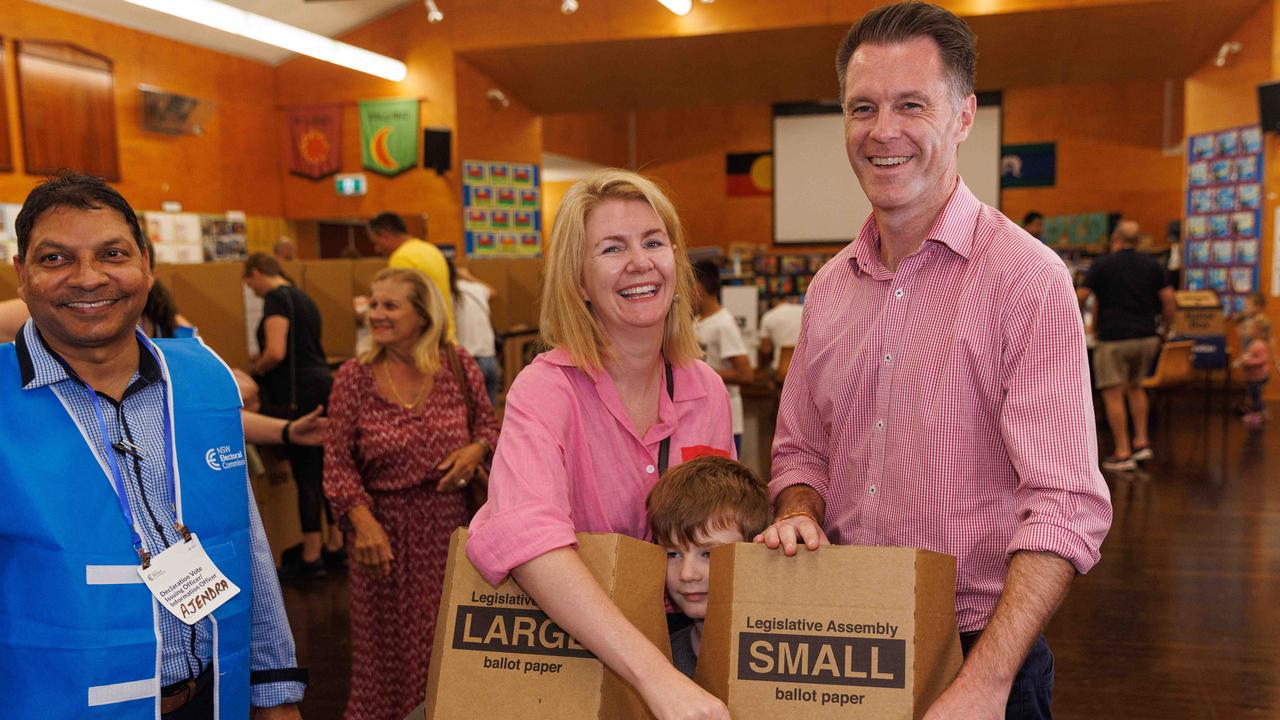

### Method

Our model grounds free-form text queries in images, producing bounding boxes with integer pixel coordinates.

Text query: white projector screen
[773,102,1001,244]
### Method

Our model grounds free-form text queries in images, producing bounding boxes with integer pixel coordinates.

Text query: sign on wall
[462,160,541,258]
[1184,125,1263,315]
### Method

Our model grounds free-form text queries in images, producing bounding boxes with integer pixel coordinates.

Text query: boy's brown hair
[646,456,772,548]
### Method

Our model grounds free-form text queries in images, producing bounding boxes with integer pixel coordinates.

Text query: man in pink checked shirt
[757,4,1113,720]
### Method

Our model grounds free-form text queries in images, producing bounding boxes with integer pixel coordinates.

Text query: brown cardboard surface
[351,258,387,297]
[300,259,356,359]
[468,257,542,333]
[425,529,668,720]
[696,543,962,720]
[168,262,249,369]
[0,263,17,299]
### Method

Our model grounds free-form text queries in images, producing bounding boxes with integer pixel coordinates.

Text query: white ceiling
[30,0,411,65]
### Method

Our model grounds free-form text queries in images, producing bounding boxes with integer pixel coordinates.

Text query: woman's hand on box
[640,668,731,720]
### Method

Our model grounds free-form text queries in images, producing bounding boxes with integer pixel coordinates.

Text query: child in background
[1234,314,1272,425]
[646,456,771,679]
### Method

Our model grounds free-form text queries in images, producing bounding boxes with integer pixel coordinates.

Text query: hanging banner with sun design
[359,98,418,177]
[287,105,342,180]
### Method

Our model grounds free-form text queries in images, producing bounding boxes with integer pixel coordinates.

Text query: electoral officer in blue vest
[0,173,306,719]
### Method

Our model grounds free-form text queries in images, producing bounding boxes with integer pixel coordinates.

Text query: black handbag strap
[657,359,675,476]
[446,344,476,436]
[281,288,299,416]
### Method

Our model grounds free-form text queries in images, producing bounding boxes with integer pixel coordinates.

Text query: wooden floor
[281,391,1280,719]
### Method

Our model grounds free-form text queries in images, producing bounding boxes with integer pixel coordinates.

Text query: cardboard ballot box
[424,528,670,720]
[1170,290,1225,337]
[695,543,962,719]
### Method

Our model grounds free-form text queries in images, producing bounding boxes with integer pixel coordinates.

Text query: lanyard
[84,342,181,566]
[657,359,675,476]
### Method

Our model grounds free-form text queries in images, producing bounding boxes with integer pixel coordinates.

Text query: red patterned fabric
[324,348,499,720]
[771,179,1112,634]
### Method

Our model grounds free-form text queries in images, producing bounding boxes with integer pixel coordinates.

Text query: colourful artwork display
[463,160,541,257]
[1184,125,1263,315]
[1040,213,1109,247]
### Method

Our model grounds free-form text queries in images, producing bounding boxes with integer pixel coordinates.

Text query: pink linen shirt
[467,348,735,585]
[771,179,1112,633]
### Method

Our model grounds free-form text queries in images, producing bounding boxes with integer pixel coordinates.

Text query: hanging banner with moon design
[287,104,342,180]
[359,98,418,177]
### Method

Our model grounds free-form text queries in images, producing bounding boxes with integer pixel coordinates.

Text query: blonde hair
[540,169,701,370]
[1245,314,1273,344]
[359,268,447,374]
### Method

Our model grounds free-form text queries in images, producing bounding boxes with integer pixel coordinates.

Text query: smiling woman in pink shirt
[467,170,734,720]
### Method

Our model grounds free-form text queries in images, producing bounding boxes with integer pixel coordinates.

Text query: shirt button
[895,288,904,298]
[646,464,656,474]
[875,419,884,430]
[883,354,892,364]
[868,485,877,496]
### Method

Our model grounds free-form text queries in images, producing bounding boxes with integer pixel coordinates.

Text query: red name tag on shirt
[681,445,731,462]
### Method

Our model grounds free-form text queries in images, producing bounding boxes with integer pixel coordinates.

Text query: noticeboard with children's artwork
[1185,125,1263,316]
[462,160,541,258]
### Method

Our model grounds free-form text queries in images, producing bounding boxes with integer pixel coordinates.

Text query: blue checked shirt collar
[17,319,161,392]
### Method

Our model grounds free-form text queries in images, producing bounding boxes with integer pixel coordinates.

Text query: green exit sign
[335,173,368,196]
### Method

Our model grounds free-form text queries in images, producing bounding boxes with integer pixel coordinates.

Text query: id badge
[137,533,241,625]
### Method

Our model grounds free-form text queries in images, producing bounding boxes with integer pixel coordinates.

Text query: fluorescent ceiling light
[120,0,408,81]
[656,0,692,15]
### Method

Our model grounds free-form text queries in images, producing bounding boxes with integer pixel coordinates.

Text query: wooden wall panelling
[0,37,13,172]
[15,40,119,179]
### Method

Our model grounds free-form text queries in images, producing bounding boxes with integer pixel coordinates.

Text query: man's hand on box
[755,512,829,556]
[921,675,1005,720]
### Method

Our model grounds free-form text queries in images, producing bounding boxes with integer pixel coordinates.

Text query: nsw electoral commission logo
[205,445,247,472]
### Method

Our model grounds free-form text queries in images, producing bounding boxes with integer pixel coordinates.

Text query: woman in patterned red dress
[324,268,499,720]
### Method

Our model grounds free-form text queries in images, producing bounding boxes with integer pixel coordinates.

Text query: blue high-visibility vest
[0,337,252,719]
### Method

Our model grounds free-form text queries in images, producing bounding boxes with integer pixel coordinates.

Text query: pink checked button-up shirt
[467,348,735,585]
[771,179,1112,633]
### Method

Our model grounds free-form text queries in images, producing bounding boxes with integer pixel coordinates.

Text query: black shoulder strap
[657,359,675,476]
[282,288,298,415]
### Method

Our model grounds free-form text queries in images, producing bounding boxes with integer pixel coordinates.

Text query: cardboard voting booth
[695,543,962,719]
[424,529,670,720]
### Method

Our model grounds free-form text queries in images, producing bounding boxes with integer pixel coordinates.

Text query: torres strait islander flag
[287,105,341,179]
[360,99,419,176]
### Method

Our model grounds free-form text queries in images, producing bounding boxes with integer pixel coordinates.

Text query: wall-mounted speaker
[423,127,451,174]
[1258,81,1280,133]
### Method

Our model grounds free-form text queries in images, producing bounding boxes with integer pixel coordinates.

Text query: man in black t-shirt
[1078,220,1176,471]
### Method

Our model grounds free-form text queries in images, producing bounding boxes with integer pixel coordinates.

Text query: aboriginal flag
[726,151,772,197]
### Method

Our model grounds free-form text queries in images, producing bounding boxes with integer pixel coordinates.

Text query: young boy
[646,455,772,678]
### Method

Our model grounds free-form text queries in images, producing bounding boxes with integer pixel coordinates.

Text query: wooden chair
[1142,340,1196,390]
[1142,340,1195,428]
[776,345,796,385]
